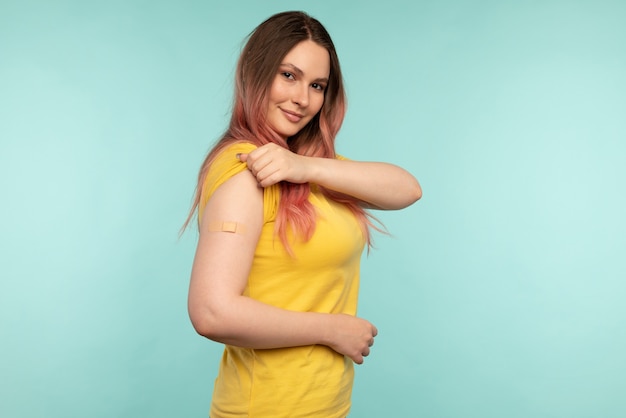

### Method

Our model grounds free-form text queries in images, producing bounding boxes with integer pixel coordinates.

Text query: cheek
[267,87,279,104]
[268,78,284,103]
[312,95,325,114]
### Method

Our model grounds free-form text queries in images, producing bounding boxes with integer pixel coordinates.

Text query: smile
[280,108,304,123]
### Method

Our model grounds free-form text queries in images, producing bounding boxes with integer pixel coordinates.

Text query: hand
[238,143,311,187]
[325,314,378,364]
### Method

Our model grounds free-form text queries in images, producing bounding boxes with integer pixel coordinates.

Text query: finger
[250,144,270,160]
[243,148,264,167]
[250,154,273,174]
[372,325,378,337]
[368,338,374,347]
[362,347,370,357]
[353,354,364,365]
[236,153,248,162]
[256,167,281,187]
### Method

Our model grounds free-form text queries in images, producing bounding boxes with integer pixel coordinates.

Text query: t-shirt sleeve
[198,142,279,224]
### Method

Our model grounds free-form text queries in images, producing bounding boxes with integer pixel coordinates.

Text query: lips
[280,108,304,123]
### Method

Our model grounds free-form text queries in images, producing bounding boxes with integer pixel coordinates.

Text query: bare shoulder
[199,168,263,236]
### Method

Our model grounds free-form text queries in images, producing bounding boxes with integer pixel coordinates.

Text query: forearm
[190,292,376,363]
[307,157,422,209]
[240,144,421,208]
[190,294,332,349]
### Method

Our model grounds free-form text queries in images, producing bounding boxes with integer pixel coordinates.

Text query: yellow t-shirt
[199,142,366,418]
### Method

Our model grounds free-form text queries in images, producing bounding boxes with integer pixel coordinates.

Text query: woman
[185,11,421,418]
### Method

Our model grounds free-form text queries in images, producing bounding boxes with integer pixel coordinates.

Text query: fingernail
[235,153,241,160]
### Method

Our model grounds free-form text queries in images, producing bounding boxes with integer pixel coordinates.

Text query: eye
[281,72,295,80]
[311,83,326,91]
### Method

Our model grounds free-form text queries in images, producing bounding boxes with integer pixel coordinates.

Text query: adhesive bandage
[207,221,247,235]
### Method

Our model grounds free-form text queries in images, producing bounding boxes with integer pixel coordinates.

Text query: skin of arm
[188,168,377,364]
[238,143,422,209]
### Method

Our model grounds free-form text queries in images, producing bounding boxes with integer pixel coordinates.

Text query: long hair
[183,11,375,250]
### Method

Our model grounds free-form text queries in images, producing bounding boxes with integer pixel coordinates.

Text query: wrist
[317,313,335,347]
[304,155,329,186]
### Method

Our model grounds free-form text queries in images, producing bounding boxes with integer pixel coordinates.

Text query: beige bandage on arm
[207,221,247,235]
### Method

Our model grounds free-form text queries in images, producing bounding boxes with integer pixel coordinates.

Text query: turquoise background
[1,0,625,416]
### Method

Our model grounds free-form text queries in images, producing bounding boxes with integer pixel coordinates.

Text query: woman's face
[266,40,330,139]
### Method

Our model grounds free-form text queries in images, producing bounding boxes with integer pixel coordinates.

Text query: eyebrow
[281,63,329,84]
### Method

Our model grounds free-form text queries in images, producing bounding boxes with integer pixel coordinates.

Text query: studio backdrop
[1,0,625,417]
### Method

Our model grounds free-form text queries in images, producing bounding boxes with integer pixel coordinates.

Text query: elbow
[188,304,226,341]
[189,312,215,340]
[397,168,422,207]
[396,179,422,209]
[372,181,422,210]
[410,180,422,204]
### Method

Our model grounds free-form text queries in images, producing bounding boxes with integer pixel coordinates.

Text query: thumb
[236,153,248,162]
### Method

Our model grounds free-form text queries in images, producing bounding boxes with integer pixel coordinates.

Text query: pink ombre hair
[183,11,375,249]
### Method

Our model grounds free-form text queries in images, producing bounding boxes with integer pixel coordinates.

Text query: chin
[271,126,301,140]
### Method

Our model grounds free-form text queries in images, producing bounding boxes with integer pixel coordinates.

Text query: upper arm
[188,168,264,327]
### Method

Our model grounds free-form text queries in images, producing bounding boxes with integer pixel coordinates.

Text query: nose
[292,84,309,108]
